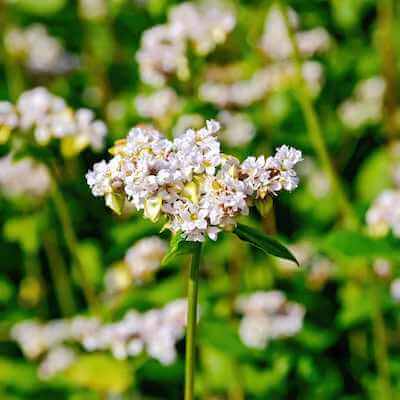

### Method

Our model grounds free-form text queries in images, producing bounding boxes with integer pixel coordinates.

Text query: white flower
[366,190,400,237]
[338,76,385,129]
[391,279,400,302]
[135,88,180,120]
[218,111,255,147]
[38,346,76,380]
[0,155,51,199]
[0,102,18,129]
[236,291,305,349]
[124,236,168,283]
[260,5,330,61]
[87,120,301,241]
[5,25,78,74]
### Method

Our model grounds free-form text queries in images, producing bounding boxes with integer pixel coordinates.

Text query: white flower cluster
[83,299,187,365]
[338,76,385,129]
[12,299,188,375]
[105,236,168,294]
[135,88,181,120]
[4,25,78,74]
[0,87,107,153]
[86,120,302,241]
[235,291,305,349]
[199,61,323,108]
[260,5,330,61]
[366,190,400,237]
[136,1,235,86]
[0,155,51,199]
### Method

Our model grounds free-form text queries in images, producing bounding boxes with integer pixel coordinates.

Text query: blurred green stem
[185,242,202,400]
[369,272,392,399]
[279,2,358,229]
[378,0,398,139]
[49,175,99,313]
[0,2,24,100]
[43,229,77,316]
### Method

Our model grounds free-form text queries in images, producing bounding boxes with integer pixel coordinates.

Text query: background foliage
[0,0,400,399]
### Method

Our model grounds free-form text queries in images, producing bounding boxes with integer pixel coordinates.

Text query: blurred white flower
[38,346,76,380]
[4,25,78,74]
[217,111,255,147]
[0,155,51,199]
[236,291,305,349]
[173,114,205,138]
[79,0,108,21]
[338,76,385,129]
[391,278,400,302]
[135,88,180,120]
[366,189,400,237]
[136,1,235,86]
[6,87,107,153]
[260,5,330,60]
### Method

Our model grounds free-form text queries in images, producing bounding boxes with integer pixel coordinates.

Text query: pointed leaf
[161,232,198,266]
[234,223,299,265]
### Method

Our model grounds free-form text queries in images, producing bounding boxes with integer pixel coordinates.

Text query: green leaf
[161,232,198,266]
[233,223,299,265]
[322,230,400,262]
[62,354,133,393]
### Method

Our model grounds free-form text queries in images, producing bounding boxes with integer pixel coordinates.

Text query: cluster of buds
[136,1,235,86]
[12,299,188,379]
[0,87,107,157]
[4,25,78,75]
[366,189,400,238]
[86,120,302,242]
[235,291,305,349]
[104,236,168,294]
[338,76,385,129]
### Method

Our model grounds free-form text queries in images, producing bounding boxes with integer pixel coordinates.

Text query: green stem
[370,272,392,399]
[0,3,24,100]
[377,0,397,139]
[43,229,77,316]
[279,2,359,229]
[49,175,98,312]
[185,242,202,400]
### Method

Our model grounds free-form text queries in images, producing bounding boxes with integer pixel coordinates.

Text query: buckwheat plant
[86,119,301,400]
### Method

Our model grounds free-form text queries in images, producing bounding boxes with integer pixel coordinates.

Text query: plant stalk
[370,274,392,400]
[279,2,359,229]
[49,176,99,312]
[185,242,202,400]
[43,229,77,316]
